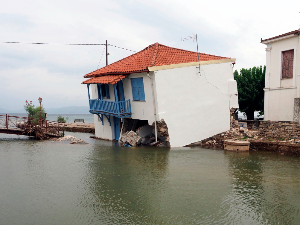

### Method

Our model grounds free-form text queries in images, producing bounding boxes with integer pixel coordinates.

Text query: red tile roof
[82,75,127,84]
[261,29,300,43]
[84,43,230,80]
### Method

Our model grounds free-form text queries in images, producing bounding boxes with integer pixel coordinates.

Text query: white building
[261,29,300,121]
[82,43,238,147]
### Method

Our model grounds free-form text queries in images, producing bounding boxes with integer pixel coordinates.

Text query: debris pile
[188,123,260,148]
[56,135,88,144]
[119,119,170,147]
[16,122,26,129]
[119,131,141,147]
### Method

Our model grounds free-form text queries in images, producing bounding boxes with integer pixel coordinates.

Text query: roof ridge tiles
[150,42,159,67]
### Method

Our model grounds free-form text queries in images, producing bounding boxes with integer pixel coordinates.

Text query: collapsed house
[82,43,238,147]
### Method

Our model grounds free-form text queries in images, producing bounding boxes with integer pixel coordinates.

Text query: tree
[24,100,46,124]
[234,66,265,120]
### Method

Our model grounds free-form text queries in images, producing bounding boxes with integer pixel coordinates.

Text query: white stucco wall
[264,88,297,121]
[154,62,237,147]
[264,35,300,121]
[123,72,156,124]
[267,37,298,89]
[93,114,114,140]
[90,84,115,140]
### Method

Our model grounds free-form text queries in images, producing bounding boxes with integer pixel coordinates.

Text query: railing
[89,99,131,118]
[0,114,64,138]
[0,114,28,130]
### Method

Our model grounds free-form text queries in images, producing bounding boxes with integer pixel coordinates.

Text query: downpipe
[147,72,158,142]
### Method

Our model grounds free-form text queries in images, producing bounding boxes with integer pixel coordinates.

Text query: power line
[108,44,136,53]
[2,42,106,45]
[2,41,136,52]
[97,47,106,69]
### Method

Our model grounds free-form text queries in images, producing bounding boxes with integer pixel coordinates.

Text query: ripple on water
[1,134,300,224]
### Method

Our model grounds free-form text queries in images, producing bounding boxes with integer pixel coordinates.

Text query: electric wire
[97,47,106,69]
[2,41,136,52]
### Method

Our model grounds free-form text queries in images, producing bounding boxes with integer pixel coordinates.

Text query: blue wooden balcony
[89,99,132,118]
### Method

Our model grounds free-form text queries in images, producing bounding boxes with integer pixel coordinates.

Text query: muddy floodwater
[1,132,300,224]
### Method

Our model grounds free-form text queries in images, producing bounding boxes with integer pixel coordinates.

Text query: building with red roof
[261,29,300,121]
[82,42,238,147]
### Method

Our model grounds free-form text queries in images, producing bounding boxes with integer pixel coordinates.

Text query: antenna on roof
[106,40,109,66]
[181,33,201,75]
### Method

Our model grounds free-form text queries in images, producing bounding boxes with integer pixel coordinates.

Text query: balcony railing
[89,99,131,118]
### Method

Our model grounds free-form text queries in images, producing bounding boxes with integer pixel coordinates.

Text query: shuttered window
[97,84,110,99]
[282,49,294,79]
[103,84,110,99]
[131,78,145,101]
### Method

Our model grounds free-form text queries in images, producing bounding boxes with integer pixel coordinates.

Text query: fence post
[6,114,8,130]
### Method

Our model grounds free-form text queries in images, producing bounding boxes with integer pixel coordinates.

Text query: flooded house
[82,43,238,147]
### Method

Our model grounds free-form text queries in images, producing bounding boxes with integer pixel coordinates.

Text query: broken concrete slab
[224,139,250,151]
[119,131,141,147]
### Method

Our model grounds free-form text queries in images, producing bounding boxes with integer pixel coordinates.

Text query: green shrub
[57,116,68,123]
[24,100,46,124]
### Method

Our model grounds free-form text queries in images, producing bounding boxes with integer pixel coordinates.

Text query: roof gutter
[147,72,158,143]
[84,69,150,78]
[148,58,236,71]
[261,33,299,45]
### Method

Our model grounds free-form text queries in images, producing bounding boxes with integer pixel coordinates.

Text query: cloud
[1,0,300,110]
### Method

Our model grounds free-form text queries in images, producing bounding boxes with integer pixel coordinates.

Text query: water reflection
[2,132,300,224]
[224,152,300,224]
[80,146,170,224]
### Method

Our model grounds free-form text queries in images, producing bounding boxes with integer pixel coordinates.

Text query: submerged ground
[1,132,300,224]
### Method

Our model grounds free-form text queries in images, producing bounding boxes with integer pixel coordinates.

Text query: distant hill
[1,106,89,114]
[45,106,89,114]
[0,108,25,113]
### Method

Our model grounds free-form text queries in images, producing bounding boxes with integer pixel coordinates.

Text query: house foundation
[119,118,170,147]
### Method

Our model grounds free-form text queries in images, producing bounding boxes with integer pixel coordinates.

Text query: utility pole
[106,40,108,66]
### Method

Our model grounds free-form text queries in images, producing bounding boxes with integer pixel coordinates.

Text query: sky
[1,0,300,111]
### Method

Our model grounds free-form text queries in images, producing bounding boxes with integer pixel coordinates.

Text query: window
[102,84,110,99]
[282,49,294,79]
[97,84,110,99]
[131,77,145,101]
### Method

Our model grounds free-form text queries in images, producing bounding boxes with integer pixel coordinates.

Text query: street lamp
[38,97,42,125]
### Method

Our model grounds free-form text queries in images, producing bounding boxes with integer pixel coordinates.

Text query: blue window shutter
[131,78,139,100]
[137,78,145,101]
[105,84,110,99]
[118,81,125,101]
[97,84,102,100]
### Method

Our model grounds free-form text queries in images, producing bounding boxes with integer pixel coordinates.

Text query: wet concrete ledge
[63,123,95,133]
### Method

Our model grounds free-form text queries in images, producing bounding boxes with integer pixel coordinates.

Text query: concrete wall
[154,62,237,147]
[264,35,300,121]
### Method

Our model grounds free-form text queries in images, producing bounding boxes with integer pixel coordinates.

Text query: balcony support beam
[104,115,111,126]
[96,114,103,125]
